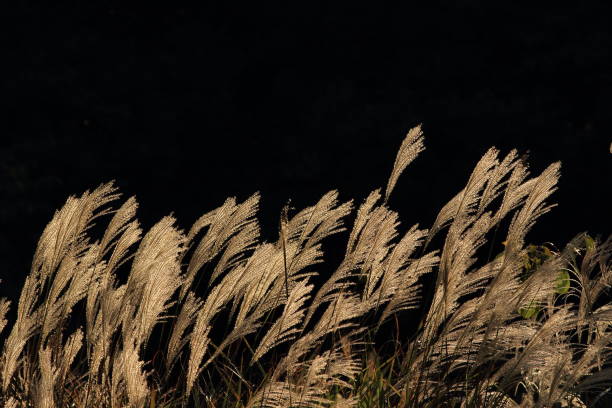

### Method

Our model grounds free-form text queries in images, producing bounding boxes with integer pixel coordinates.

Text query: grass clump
[0,125,610,407]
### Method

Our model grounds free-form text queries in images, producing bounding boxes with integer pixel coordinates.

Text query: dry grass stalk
[0,125,609,408]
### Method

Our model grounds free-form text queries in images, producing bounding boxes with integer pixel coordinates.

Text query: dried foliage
[0,126,609,408]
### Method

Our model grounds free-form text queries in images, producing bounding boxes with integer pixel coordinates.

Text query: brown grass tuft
[0,125,609,407]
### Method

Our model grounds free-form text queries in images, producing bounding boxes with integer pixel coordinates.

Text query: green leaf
[554,270,570,294]
[518,300,542,319]
[584,234,596,252]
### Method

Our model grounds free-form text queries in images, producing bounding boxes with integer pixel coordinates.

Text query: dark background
[1,3,610,314]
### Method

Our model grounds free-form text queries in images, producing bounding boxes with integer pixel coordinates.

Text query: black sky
[1,3,610,300]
